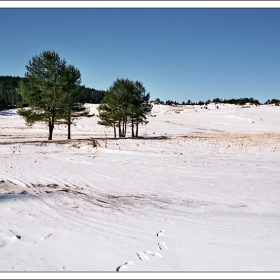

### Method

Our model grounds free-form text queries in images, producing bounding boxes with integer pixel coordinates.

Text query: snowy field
[0,103,280,278]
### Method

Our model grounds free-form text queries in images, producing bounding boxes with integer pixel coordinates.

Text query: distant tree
[154,98,160,104]
[212,98,222,104]
[238,99,246,106]
[154,98,164,105]
[270,99,280,106]
[265,99,271,105]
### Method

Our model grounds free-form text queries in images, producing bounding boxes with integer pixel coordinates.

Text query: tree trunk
[48,122,54,140]
[118,121,121,138]
[124,118,127,138]
[136,121,139,138]
[131,120,134,138]
[67,117,71,140]
[122,119,125,138]
[113,123,116,138]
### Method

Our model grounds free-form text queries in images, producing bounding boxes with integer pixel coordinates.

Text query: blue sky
[0,6,279,103]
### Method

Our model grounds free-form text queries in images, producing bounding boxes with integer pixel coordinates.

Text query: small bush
[88,138,101,148]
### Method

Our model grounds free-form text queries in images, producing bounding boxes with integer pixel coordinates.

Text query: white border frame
[0,1,280,8]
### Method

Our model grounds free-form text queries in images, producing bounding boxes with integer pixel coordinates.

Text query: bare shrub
[72,143,80,148]
[143,131,148,138]
[87,138,101,148]
[101,131,108,148]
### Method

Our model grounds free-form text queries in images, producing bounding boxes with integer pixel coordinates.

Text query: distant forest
[0,76,105,110]
[0,75,279,110]
[153,97,280,106]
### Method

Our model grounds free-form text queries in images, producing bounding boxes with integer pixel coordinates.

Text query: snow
[0,104,280,278]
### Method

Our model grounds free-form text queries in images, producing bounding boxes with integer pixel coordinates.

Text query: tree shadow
[0,135,212,145]
[0,193,32,202]
[0,110,18,116]
[87,135,171,141]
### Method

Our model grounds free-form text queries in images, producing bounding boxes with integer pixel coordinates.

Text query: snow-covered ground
[0,104,280,277]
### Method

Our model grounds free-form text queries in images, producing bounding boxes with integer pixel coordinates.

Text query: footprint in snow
[42,233,53,240]
[116,261,134,272]
[157,230,166,237]
[0,239,6,247]
[5,229,15,237]
[9,231,21,241]
[137,252,149,261]
[158,242,168,250]
[145,251,162,258]
[165,219,174,225]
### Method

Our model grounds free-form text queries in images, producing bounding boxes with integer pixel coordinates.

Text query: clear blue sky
[0,6,279,103]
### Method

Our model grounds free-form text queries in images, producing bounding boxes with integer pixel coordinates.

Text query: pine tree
[60,65,89,139]
[98,97,119,138]
[98,79,131,138]
[129,80,152,137]
[16,51,82,140]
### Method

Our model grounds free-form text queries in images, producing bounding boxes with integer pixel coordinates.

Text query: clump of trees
[264,99,280,106]
[98,78,152,138]
[17,51,89,140]
[211,97,260,106]
[165,100,180,106]
[153,98,164,105]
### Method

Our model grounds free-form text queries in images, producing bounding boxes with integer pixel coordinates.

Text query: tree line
[15,50,152,141]
[152,97,280,106]
[0,76,105,110]
[2,74,278,112]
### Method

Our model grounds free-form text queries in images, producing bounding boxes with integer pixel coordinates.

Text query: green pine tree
[60,65,89,139]
[17,51,74,140]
